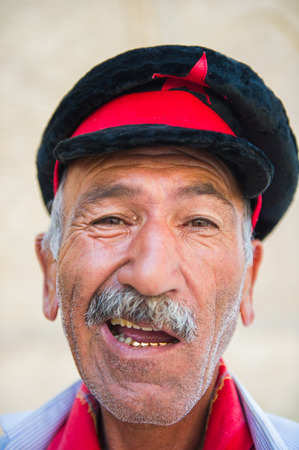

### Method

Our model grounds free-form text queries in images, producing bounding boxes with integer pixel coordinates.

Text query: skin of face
[36,146,262,431]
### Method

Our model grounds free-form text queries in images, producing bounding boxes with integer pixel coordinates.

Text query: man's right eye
[92,216,125,226]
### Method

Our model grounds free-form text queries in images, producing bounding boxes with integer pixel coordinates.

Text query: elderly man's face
[39,146,261,425]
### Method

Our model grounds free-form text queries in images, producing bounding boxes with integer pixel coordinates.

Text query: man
[1,45,298,449]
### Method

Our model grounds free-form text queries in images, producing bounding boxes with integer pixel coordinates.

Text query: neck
[98,369,218,450]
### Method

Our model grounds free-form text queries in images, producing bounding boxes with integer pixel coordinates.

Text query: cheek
[57,234,131,353]
[59,233,128,300]
[215,242,246,290]
[183,239,245,301]
[184,242,246,346]
[206,235,246,286]
[210,243,246,327]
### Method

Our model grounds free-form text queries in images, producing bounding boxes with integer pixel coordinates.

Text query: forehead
[63,146,244,211]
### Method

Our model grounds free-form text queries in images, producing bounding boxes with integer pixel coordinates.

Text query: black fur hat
[36,45,298,239]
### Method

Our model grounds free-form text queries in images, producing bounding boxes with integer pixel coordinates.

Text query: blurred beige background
[0,0,298,422]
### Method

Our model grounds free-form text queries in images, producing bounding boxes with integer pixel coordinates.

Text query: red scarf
[48,384,100,450]
[48,361,253,449]
[203,361,254,449]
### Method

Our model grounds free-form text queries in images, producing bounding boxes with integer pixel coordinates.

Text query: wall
[0,0,298,421]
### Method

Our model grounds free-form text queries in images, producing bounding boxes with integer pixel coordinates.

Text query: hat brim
[54,124,273,200]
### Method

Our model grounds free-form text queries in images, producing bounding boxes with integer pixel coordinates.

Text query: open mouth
[108,318,179,348]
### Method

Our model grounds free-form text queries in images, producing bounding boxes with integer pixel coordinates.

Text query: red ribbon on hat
[153,51,211,104]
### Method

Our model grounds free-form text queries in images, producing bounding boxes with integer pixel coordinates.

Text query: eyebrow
[71,184,142,221]
[173,182,234,208]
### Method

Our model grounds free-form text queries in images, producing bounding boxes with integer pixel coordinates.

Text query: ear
[35,233,59,321]
[240,240,263,327]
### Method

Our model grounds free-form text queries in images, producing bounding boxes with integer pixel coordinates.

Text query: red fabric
[203,360,254,450]
[48,384,101,450]
[53,161,60,196]
[251,195,262,230]
[48,361,253,449]
[71,90,235,138]
[153,52,211,103]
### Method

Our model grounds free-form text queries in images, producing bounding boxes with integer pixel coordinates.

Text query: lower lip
[100,322,180,359]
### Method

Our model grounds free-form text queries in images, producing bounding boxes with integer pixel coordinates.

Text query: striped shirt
[0,376,298,449]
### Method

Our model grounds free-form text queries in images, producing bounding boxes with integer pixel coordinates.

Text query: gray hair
[41,172,66,260]
[42,176,253,266]
[243,200,253,266]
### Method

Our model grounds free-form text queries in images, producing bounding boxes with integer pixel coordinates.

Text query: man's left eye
[188,218,215,228]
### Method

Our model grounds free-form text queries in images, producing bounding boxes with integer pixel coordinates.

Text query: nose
[117,221,185,296]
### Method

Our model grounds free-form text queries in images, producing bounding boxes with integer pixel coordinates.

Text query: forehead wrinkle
[70,183,143,222]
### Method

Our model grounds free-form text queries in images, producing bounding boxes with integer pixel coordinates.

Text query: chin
[100,392,196,426]
[86,373,210,427]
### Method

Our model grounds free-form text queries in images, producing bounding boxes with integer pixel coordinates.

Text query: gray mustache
[85,286,197,343]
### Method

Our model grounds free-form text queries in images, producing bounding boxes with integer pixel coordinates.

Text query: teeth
[110,318,178,347]
[114,334,176,348]
[110,318,118,325]
[110,318,157,331]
